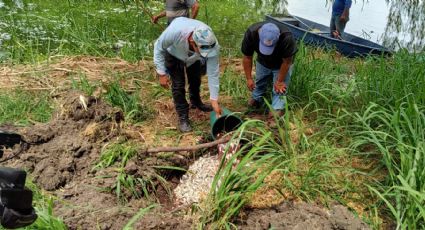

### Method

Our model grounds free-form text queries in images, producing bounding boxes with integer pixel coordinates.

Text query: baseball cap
[193,26,218,58]
[259,23,280,55]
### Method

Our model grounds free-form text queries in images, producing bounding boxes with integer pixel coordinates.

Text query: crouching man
[153,17,222,132]
[241,22,297,119]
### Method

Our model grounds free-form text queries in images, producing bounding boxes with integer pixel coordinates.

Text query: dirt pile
[134,210,193,230]
[239,202,370,230]
[2,92,145,229]
[9,91,123,190]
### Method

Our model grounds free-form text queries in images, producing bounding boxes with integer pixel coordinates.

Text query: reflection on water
[272,0,423,50]
[286,0,389,44]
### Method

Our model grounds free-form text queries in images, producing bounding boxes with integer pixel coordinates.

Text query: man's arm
[274,56,293,94]
[242,56,255,91]
[206,55,222,116]
[241,27,256,91]
[190,1,200,19]
[340,0,351,22]
[151,11,166,24]
[153,31,175,88]
[340,8,350,22]
[153,39,169,88]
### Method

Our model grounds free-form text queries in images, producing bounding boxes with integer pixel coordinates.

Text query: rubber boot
[177,112,192,133]
[187,61,212,112]
[189,82,212,112]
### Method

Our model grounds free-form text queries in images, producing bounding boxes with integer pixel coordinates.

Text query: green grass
[103,80,152,123]
[350,102,425,228]
[71,73,97,96]
[2,0,425,228]
[93,141,175,203]
[355,50,425,107]
[0,91,53,125]
[0,0,267,64]
[199,111,370,228]
[93,141,153,202]
[220,68,250,105]
[115,168,174,203]
[0,0,161,63]
[94,142,139,170]
[290,46,425,227]
[200,120,278,229]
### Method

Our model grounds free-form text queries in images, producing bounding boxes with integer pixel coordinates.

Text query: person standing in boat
[330,0,352,39]
[151,0,200,25]
[241,22,297,120]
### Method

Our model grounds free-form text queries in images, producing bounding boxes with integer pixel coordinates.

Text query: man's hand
[340,8,349,23]
[158,74,170,89]
[246,78,255,91]
[151,16,159,24]
[274,81,287,94]
[211,100,222,118]
[340,15,348,23]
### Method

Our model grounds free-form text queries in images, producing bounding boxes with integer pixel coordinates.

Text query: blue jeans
[330,14,348,38]
[252,62,293,111]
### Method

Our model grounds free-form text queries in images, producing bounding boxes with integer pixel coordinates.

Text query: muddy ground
[238,202,370,230]
[2,91,195,229]
[2,92,370,230]
[1,57,370,229]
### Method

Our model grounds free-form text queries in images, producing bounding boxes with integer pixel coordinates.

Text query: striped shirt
[165,0,196,23]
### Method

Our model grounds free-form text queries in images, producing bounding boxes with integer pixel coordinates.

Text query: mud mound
[122,153,190,206]
[239,202,370,230]
[10,92,123,190]
[135,210,192,230]
[2,90,218,229]
[54,174,148,230]
[3,92,152,229]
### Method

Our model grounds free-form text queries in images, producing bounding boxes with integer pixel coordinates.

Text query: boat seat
[280,18,300,27]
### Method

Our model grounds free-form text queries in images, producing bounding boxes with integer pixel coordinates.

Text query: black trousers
[165,52,202,118]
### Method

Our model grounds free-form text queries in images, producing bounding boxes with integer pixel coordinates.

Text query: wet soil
[134,210,193,230]
[1,90,370,229]
[238,201,370,230]
[11,92,123,190]
[0,57,370,229]
[2,91,190,229]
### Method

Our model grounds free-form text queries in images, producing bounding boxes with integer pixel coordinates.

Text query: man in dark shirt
[241,22,297,118]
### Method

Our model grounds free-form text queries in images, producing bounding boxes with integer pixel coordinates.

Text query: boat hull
[266,15,392,58]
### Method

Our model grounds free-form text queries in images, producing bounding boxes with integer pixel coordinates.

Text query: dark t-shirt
[241,21,297,69]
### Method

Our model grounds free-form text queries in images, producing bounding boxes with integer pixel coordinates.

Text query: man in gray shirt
[151,0,200,25]
[153,17,222,132]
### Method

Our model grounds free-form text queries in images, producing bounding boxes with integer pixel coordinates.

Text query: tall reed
[350,102,425,229]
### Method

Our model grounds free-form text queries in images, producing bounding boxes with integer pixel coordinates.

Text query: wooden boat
[266,14,392,58]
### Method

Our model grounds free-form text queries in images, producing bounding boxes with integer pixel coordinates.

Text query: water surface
[287,0,390,44]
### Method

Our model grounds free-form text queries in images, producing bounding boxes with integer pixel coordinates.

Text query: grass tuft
[103,80,151,123]
[94,142,138,170]
[0,91,53,125]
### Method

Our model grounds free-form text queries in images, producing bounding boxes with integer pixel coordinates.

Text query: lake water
[286,0,390,44]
